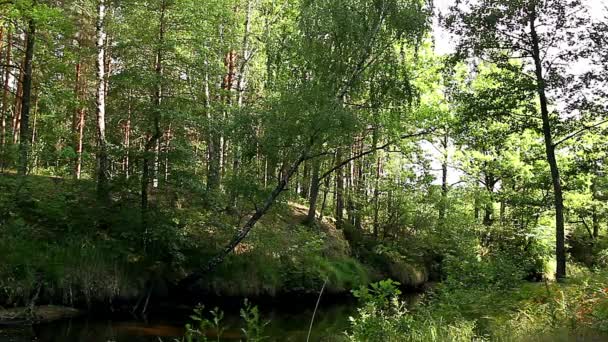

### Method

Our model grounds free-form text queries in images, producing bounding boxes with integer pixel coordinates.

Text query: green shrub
[347,280,480,342]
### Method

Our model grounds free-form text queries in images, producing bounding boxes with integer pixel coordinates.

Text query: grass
[413,269,608,341]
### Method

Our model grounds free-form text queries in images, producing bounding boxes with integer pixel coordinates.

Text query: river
[28,296,362,342]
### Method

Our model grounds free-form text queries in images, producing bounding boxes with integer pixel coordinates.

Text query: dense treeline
[1,0,608,339]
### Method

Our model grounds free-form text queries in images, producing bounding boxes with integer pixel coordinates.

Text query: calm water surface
[30,298,358,342]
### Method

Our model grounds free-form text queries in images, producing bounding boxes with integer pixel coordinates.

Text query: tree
[179,0,431,288]
[95,0,109,202]
[17,5,36,175]
[444,0,595,280]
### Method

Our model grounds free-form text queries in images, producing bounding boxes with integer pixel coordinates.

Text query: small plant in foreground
[181,304,224,342]
[240,299,269,341]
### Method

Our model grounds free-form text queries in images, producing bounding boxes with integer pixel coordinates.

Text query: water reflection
[32,300,356,342]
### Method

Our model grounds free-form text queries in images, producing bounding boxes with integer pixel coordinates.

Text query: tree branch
[553,119,608,147]
[178,135,316,290]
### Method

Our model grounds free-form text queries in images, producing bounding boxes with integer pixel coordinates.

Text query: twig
[307,279,327,342]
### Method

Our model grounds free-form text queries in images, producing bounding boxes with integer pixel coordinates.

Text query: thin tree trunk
[305,158,321,224]
[231,0,252,205]
[179,145,312,290]
[592,177,599,239]
[592,210,599,239]
[0,27,11,171]
[13,58,24,145]
[0,27,4,65]
[73,59,86,179]
[354,139,364,230]
[219,49,236,184]
[474,195,480,222]
[18,18,36,176]
[164,124,172,182]
[335,148,344,228]
[319,173,331,221]
[346,151,354,226]
[205,55,221,192]
[30,93,38,172]
[123,97,131,179]
[372,151,381,236]
[237,0,252,107]
[439,130,449,221]
[300,161,311,199]
[499,199,506,224]
[96,0,109,201]
[530,10,566,280]
[483,203,493,226]
[153,136,160,188]
[483,174,495,227]
[142,0,166,219]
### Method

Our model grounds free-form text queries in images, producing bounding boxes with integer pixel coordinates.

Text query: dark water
[27,298,360,342]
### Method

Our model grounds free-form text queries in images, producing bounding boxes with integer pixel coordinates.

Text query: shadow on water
[30,296,361,342]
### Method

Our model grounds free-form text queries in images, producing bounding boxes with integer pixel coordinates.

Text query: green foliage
[240,299,269,342]
[180,300,267,342]
[182,304,225,342]
[197,218,370,296]
[2,1,608,341]
[347,280,477,342]
[347,272,608,341]
[0,226,141,306]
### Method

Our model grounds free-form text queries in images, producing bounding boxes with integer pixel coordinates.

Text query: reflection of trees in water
[31,301,359,342]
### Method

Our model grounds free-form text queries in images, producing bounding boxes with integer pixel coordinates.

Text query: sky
[432,0,608,56]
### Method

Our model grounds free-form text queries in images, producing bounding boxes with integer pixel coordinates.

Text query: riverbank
[0,175,430,312]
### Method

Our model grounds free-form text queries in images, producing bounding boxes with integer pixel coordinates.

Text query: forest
[1,0,608,341]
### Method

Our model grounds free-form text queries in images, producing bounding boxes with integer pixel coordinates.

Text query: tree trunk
[474,195,480,222]
[179,145,312,291]
[73,59,86,179]
[439,130,449,221]
[124,97,131,179]
[300,160,310,199]
[142,0,166,220]
[483,203,493,226]
[237,0,252,107]
[0,27,11,171]
[500,199,506,224]
[530,10,566,280]
[346,151,355,226]
[164,125,172,182]
[353,140,364,230]
[592,209,599,239]
[319,174,331,221]
[335,148,344,228]
[305,158,321,224]
[230,0,252,205]
[482,174,496,227]
[592,177,599,239]
[96,0,109,202]
[372,152,381,236]
[30,93,39,171]
[18,18,36,176]
[205,54,221,192]
[13,58,24,146]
